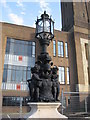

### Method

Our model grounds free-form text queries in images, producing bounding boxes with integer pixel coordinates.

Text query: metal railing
[2,96,30,119]
[60,89,90,116]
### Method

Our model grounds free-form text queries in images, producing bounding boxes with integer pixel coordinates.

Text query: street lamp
[27,11,59,102]
[35,11,54,52]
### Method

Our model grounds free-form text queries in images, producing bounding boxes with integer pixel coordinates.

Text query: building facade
[61,2,90,93]
[0,1,90,116]
[0,22,70,113]
[61,1,90,112]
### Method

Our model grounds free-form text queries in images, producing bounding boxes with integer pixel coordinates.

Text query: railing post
[85,97,87,113]
[61,88,63,114]
[20,97,22,118]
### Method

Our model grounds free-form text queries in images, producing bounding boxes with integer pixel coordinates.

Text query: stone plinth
[24,102,67,119]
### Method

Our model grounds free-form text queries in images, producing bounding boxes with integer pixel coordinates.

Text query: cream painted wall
[80,38,89,85]
[77,38,90,92]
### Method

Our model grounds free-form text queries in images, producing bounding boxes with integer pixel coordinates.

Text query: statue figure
[51,66,60,101]
[27,61,42,102]
[27,53,60,102]
[39,63,54,102]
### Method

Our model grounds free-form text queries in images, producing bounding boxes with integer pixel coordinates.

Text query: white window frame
[58,66,65,84]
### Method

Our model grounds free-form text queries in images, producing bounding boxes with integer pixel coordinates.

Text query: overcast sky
[0,0,62,30]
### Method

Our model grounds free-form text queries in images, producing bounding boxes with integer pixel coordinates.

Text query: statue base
[24,102,67,119]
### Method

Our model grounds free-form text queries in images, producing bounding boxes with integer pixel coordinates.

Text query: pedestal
[24,102,67,119]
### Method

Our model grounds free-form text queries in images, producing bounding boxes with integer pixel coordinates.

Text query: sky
[0,0,62,30]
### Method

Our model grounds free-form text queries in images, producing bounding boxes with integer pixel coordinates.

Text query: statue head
[31,65,39,74]
[52,66,58,74]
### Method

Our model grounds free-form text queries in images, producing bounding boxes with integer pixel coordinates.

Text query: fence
[2,96,30,119]
[60,89,90,117]
[1,90,90,118]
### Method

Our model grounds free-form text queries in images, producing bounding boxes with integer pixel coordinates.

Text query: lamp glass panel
[38,20,43,33]
[44,20,50,32]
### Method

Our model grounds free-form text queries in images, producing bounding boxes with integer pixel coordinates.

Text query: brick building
[61,2,90,92]
[0,1,90,116]
[0,22,71,113]
[61,2,90,112]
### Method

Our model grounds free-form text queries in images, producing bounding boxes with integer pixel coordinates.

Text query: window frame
[65,42,68,58]
[6,37,36,57]
[53,40,56,57]
[58,41,64,58]
[66,67,70,85]
[58,66,65,84]
[3,64,31,83]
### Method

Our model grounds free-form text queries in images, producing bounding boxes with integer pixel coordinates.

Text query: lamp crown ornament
[27,11,60,102]
[35,11,54,44]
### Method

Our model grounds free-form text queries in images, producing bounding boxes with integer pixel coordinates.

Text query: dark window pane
[27,71,31,80]
[3,96,29,106]
[4,64,8,69]
[6,38,36,57]
[23,71,26,81]
[10,42,14,54]
[17,43,21,55]
[85,43,88,60]
[8,65,12,69]
[14,43,17,55]
[28,45,32,57]
[16,70,22,82]
[20,44,24,56]
[3,69,7,82]
[7,69,12,82]
[6,40,10,54]
[24,44,28,56]
[12,65,16,70]
[12,69,15,81]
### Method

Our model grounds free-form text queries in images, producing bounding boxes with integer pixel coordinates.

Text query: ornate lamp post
[27,11,59,102]
[35,11,54,53]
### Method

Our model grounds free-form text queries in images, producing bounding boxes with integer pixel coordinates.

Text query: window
[53,40,56,56]
[7,69,12,82]
[16,67,22,82]
[58,41,64,57]
[3,65,8,82]
[58,67,65,84]
[23,71,26,82]
[66,67,70,84]
[68,96,70,104]
[6,38,35,57]
[32,42,35,57]
[87,67,90,84]
[27,67,31,80]
[12,69,16,81]
[85,43,88,60]
[3,96,29,106]
[6,39,10,54]
[65,42,68,57]
[3,69,7,82]
[3,65,31,83]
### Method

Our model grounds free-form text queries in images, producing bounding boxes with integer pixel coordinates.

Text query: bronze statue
[51,66,60,101]
[27,53,60,102]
